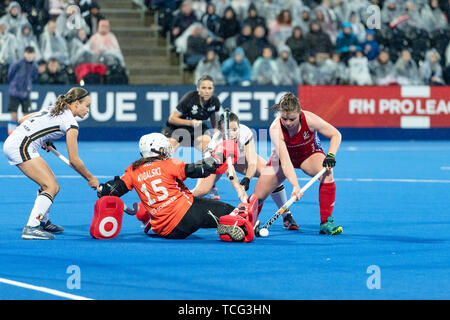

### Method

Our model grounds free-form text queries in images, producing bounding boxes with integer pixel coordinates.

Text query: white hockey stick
[222,110,237,182]
[255,167,327,236]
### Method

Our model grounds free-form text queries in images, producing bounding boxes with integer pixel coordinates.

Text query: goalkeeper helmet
[139,133,173,159]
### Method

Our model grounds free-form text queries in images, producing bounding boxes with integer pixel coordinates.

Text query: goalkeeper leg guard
[90,196,124,239]
[218,214,254,242]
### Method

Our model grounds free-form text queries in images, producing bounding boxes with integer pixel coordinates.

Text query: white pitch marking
[0,277,93,300]
[1,175,449,184]
[0,175,113,179]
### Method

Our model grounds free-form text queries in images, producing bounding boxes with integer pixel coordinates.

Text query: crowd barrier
[0,85,449,141]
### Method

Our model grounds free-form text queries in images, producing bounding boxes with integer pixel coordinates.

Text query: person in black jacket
[286,26,310,65]
[162,75,221,153]
[171,0,197,44]
[84,1,105,37]
[218,6,240,55]
[44,58,70,85]
[305,20,333,59]
[242,3,266,32]
[241,25,277,64]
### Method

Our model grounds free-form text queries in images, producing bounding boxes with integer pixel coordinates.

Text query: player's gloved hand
[211,139,239,164]
[240,177,250,191]
[322,152,336,168]
[42,140,56,152]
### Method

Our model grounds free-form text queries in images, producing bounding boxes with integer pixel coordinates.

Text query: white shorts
[3,132,40,166]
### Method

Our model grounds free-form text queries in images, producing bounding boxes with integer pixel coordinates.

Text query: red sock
[257,201,264,222]
[319,182,336,224]
[136,202,150,225]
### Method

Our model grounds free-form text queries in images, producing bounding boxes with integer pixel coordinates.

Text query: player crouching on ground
[96,133,258,242]
[192,109,300,230]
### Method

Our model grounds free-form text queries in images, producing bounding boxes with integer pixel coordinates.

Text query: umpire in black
[162,75,221,153]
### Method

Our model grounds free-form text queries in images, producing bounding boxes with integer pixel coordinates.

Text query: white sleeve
[205,131,223,157]
[240,125,254,146]
[60,112,79,133]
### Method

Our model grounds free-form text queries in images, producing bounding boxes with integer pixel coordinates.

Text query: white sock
[270,185,290,218]
[41,209,50,224]
[36,188,50,223]
[27,193,53,227]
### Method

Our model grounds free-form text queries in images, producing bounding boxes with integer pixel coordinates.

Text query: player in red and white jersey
[192,109,300,230]
[252,92,343,235]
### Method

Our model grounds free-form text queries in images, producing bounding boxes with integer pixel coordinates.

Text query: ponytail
[132,156,165,170]
[271,92,301,113]
[51,87,89,116]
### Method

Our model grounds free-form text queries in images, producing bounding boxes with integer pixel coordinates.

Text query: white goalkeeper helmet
[139,133,173,159]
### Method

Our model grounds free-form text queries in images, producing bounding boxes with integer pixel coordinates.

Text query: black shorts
[8,96,31,113]
[165,197,235,239]
[162,124,210,147]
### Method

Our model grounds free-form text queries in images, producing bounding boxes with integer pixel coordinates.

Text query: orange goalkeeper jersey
[121,158,193,236]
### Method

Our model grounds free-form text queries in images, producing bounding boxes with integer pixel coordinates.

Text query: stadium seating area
[0,0,128,85]
[149,0,450,86]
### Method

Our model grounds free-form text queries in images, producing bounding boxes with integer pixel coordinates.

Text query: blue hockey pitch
[1,139,449,300]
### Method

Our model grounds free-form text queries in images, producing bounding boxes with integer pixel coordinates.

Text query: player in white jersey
[191,110,299,230]
[3,87,99,240]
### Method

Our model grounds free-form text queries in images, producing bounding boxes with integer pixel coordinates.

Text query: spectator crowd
[0,0,128,85]
[149,0,450,86]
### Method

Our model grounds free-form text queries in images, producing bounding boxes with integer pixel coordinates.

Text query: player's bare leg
[249,156,299,229]
[193,134,221,199]
[252,164,286,221]
[192,173,220,198]
[300,153,333,183]
[234,154,267,178]
[17,158,60,239]
[193,134,211,153]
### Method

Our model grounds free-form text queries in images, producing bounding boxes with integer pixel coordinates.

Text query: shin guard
[218,214,254,243]
[90,196,124,239]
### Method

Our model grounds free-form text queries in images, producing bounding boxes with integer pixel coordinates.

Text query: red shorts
[267,149,325,169]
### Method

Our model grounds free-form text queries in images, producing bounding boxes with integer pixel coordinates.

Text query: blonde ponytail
[50,87,89,116]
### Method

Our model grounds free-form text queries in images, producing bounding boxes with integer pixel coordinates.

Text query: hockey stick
[222,109,237,182]
[47,146,138,215]
[222,109,250,206]
[255,167,327,237]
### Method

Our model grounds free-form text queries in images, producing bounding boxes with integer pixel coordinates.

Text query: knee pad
[218,214,254,243]
[90,196,124,239]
